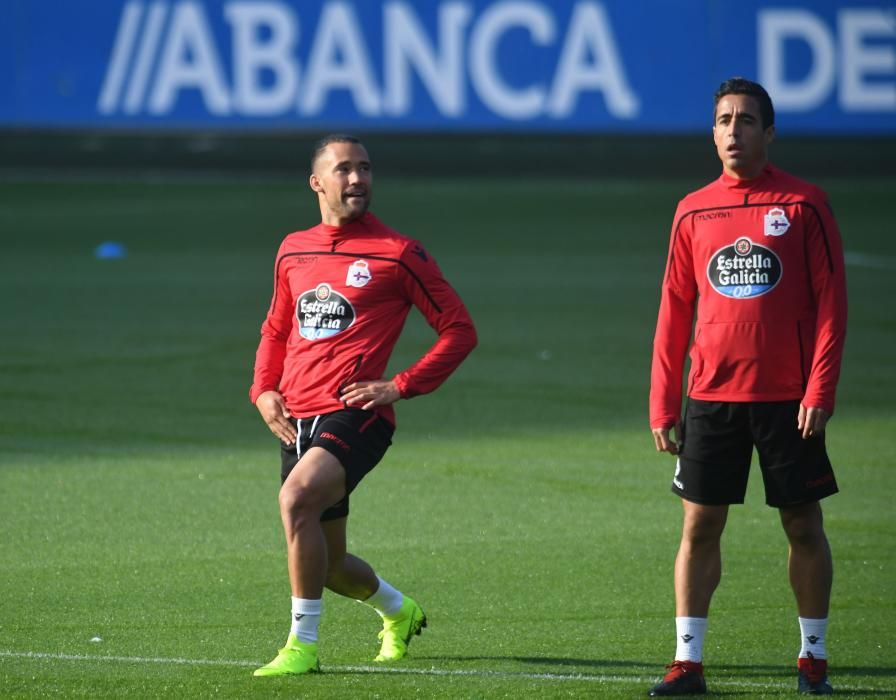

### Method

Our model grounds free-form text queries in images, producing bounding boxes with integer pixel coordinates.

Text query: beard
[340,192,370,220]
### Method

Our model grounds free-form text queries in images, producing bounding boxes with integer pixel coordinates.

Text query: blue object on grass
[94,241,128,259]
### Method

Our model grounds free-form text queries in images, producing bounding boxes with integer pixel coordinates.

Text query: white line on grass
[0,650,809,691]
[1,650,254,668]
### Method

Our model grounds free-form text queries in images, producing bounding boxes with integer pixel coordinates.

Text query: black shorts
[674,399,838,508]
[280,408,394,521]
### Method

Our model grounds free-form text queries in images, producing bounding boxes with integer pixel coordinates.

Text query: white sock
[799,617,828,659]
[290,597,321,643]
[361,576,403,617]
[675,616,707,662]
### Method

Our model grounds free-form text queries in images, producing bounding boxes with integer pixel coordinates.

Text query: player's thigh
[280,415,319,484]
[676,399,753,505]
[311,409,394,521]
[281,446,347,511]
[311,408,394,495]
[750,401,838,507]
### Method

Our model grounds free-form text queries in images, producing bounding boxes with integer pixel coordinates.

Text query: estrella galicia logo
[296,283,355,340]
[707,237,782,299]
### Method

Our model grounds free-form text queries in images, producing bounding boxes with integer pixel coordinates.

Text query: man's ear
[309,173,322,193]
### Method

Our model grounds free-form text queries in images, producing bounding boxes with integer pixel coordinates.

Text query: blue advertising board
[0,1,893,133]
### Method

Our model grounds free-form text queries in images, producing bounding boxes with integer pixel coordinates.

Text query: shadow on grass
[414,654,651,671]
[409,655,896,696]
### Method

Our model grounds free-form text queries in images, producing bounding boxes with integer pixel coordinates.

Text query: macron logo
[320,432,351,452]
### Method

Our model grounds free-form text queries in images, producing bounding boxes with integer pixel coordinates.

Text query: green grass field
[1,173,894,698]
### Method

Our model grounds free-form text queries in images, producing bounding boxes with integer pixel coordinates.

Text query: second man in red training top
[648,78,847,696]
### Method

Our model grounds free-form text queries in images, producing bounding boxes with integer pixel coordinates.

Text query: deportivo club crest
[346,260,372,288]
[296,283,356,340]
[707,237,783,299]
[764,207,790,236]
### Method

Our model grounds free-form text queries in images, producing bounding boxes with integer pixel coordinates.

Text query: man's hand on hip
[255,390,297,445]
[341,379,400,411]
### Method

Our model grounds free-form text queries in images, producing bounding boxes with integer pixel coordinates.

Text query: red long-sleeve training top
[650,164,847,430]
[250,212,477,425]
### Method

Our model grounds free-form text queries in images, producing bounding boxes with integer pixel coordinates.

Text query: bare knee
[279,483,325,531]
[682,504,728,548]
[780,502,826,547]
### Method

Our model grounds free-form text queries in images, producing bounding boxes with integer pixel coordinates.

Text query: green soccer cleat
[253,635,320,677]
[374,596,427,662]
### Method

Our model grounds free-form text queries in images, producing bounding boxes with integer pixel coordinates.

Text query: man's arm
[250,244,298,443]
[800,193,848,436]
[341,246,476,409]
[649,207,697,449]
[392,243,477,397]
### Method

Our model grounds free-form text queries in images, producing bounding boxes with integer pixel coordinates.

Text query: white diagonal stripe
[123,1,168,114]
[98,1,144,114]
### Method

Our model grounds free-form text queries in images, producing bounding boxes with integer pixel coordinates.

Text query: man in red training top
[250,134,476,677]
[648,78,846,696]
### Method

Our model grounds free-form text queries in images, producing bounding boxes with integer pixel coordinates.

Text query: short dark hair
[310,134,364,171]
[714,78,775,129]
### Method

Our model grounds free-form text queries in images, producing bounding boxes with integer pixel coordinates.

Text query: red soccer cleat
[798,652,833,695]
[649,660,707,696]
